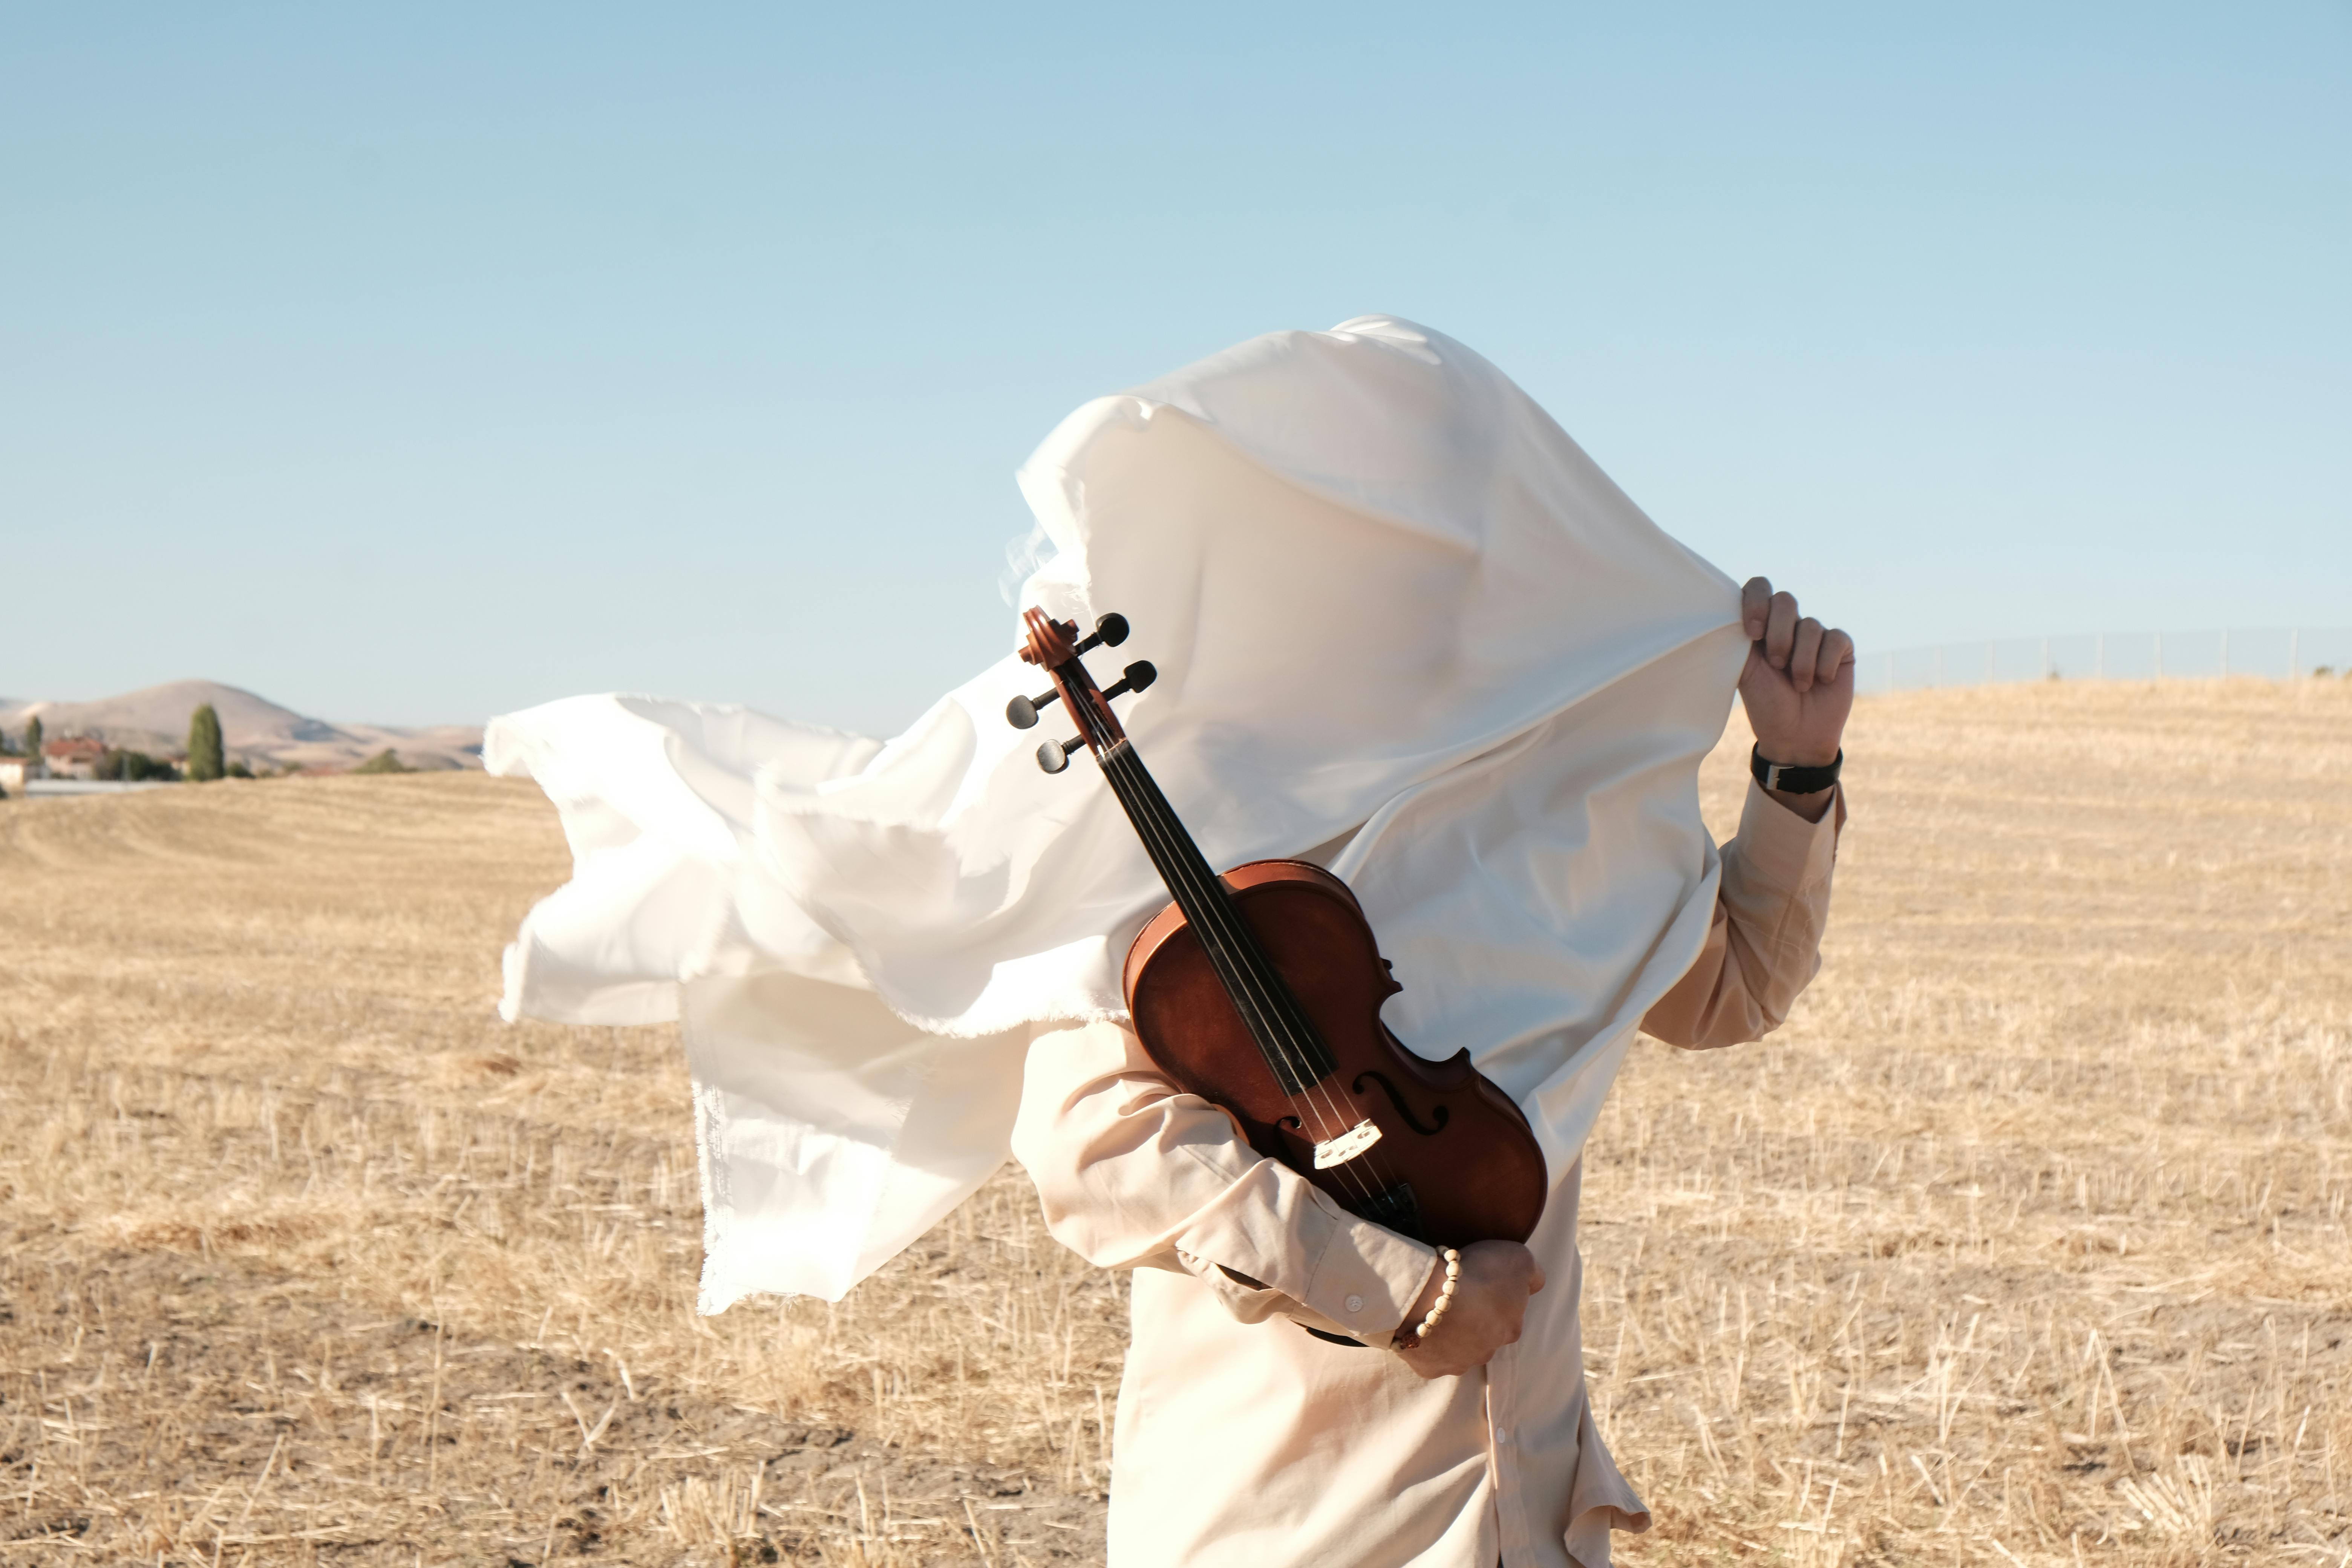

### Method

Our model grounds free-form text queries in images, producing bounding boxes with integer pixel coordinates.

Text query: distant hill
[0,680,482,773]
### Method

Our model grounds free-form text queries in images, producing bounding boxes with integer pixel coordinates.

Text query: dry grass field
[3,678,2348,1566]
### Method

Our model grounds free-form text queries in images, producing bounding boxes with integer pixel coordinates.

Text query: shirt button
[1344,1294,1365,1314]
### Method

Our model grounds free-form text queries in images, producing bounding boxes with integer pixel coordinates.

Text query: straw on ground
[2,677,2346,1564]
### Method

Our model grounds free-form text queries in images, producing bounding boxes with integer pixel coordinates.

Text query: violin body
[1125,860,1548,1248]
[1014,605,1548,1253]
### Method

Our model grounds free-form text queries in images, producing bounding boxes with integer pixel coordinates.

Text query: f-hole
[1351,1070,1449,1136]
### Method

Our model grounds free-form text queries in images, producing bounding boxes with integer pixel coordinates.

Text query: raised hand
[1737,577,1854,773]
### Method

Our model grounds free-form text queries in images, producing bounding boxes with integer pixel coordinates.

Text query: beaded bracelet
[1398,1246,1462,1351]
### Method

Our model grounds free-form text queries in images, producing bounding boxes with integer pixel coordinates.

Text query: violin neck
[1090,738,1338,1095]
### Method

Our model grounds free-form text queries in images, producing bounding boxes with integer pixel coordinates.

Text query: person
[1009,576,1851,1568]
[490,314,1847,1563]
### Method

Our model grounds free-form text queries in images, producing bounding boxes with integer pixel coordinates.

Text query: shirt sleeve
[1011,1017,1439,1346]
[1640,779,1847,1051]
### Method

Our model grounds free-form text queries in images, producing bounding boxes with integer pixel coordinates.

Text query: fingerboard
[1087,739,1338,1096]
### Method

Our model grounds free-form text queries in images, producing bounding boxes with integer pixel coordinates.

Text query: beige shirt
[1012,779,1844,1568]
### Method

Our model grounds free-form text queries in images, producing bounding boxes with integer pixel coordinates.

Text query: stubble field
[2,678,2348,1566]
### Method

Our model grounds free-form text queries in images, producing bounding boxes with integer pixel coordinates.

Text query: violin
[1014,608,1547,1251]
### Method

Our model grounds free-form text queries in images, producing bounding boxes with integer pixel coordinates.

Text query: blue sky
[5,3,2347,733]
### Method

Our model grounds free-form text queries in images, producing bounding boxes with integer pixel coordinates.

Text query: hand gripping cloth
[487,316,1746,1311]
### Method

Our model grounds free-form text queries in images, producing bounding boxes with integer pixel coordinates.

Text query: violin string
[1059,671,1365,1185]
[1085,720,1325,1095]
[1077,712,1320,1107]
[1066,677,1375,1161]
[1103,751,1350,1115]
[1092,693,1415,1212]
[1137,756,1410,1214]
[1099,743,1387,1211]
[1104,747,1314,1091]
[1046,634,1385,1209]
[1091,723,1385,1208]
[1100,747,1337,1115]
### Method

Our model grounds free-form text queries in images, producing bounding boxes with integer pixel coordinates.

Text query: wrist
[1750,744,1841,789]
[1752,738,1840,768]
[1749,745,1842,821]
[1399,1257,1444,1331]
[1394,1246,1462,1351]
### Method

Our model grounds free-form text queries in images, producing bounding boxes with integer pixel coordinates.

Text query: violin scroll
[1015,609,1153,773]
[1019,608,1079,668]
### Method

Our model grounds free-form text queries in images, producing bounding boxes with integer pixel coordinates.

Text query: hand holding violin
[1393,1241,1545,1378]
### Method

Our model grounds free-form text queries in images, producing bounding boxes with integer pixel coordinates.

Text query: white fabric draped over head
[488,317,1746,1311]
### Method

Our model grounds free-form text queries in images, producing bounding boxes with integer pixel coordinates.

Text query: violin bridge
[1312,1118,1384,1170]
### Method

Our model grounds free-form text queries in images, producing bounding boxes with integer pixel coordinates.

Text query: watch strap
[1750,745,1842,794]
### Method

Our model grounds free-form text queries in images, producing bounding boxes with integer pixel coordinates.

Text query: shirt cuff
[1176,1175,1438,1346]
[1296,1208,1440,1347]
[1731,777,1844,894]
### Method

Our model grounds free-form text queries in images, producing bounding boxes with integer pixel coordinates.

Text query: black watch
[1750,745,1842,794]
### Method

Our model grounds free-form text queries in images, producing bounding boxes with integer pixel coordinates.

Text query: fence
[1856,627,2352,696]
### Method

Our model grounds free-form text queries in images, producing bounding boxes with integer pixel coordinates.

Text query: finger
[1790,618,1824,693]
[1818,627,1855,688]
[1765,591,1799,669]
[1527,1265,1547,1295]
[1740,577,1773,640]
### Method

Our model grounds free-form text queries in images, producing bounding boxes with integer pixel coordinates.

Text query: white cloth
[488,316,1747,1311]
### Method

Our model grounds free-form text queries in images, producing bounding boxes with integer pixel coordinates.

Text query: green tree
[352,749,413,775]
[25,715,42,758]
[97,747,176,782]
[187,703,225,782]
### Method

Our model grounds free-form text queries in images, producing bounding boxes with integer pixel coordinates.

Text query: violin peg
[1035,736,1083,774]
[1005,689,1060,730]
[1102,660,1158,701]
[1071,612,1131,656]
